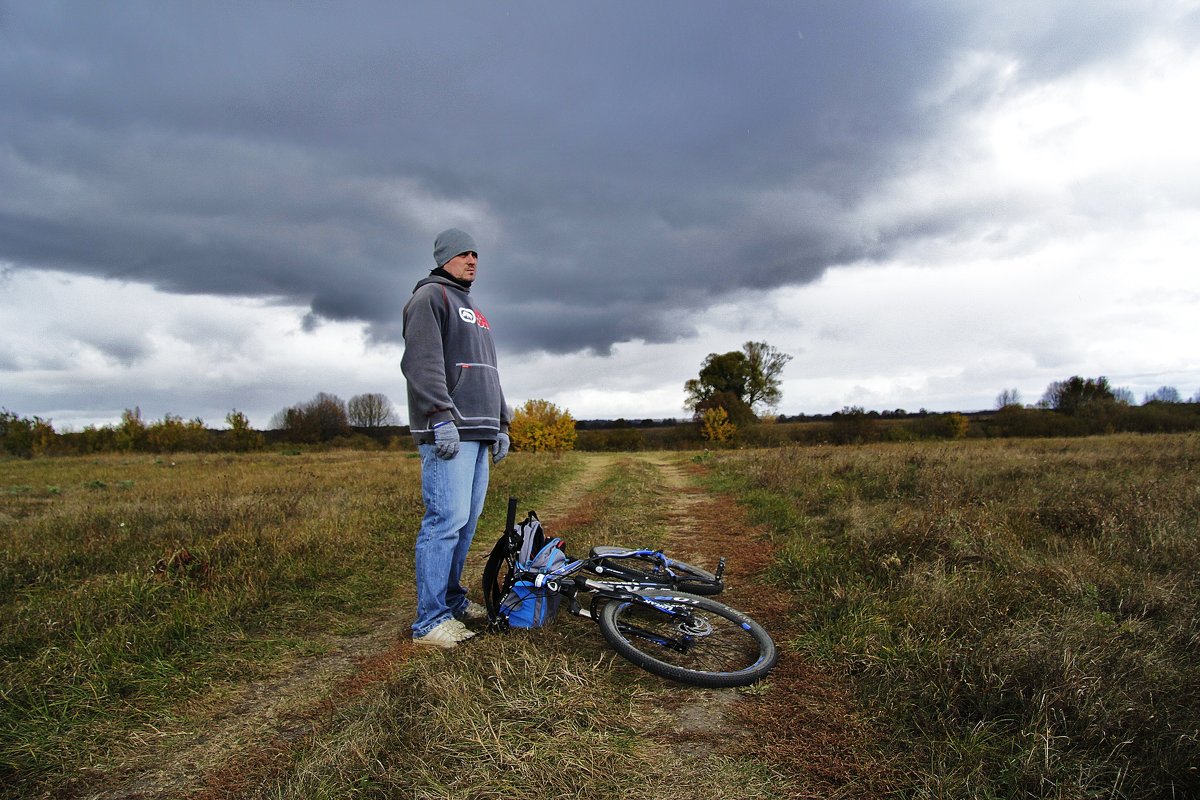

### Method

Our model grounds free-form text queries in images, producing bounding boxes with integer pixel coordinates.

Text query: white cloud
[984,38,1200,202]
[0,269,406,429]
[758,201,1199,413]
[739,33,1200,412]
[870,35,1200,250]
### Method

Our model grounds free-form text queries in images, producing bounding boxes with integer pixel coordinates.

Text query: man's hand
[491,432,510,464]
[433,421,460,459]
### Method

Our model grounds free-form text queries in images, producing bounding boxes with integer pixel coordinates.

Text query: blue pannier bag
[500,514,567,628]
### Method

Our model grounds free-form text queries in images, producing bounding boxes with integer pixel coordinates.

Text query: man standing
[402,228,511,648]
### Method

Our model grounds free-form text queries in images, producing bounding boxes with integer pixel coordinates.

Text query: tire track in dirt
[631,454,770,762]
[532,452,620,519]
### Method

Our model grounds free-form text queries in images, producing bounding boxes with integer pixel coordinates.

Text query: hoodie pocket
[449,363,502,424]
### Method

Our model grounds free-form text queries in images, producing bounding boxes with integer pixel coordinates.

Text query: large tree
[684,341,792,418]
[271,392,351,442]
[347,392,397,428]
[741,340,792,411]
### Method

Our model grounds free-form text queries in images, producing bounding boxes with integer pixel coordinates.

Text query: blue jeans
[413,440,490,636]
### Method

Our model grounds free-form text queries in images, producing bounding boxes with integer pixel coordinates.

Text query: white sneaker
[446,619,476,641]
[412,619,461,649]
[456,600,488,624]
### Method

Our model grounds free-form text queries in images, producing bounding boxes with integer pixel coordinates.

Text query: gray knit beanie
[433,228,477,268]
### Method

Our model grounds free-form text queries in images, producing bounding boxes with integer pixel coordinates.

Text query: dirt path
[495,451,886,796]
[89,452,881,799]
[532,452,619,519]
[628,453,890,797]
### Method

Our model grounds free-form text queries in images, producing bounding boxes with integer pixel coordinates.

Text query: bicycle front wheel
[591,548,723,595]
[597,591,776,688]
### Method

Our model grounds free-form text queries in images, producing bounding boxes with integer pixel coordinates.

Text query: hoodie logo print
[458,307,491,330]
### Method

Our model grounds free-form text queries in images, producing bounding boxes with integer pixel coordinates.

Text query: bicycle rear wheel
[591,547,723,595]
[597,591,776,688]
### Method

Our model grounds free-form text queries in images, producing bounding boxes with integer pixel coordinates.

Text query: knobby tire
[597,590,776,688]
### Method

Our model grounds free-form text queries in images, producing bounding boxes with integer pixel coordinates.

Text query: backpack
[497,511,567,628]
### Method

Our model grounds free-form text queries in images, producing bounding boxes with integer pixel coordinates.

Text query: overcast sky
[2,1,1198,430]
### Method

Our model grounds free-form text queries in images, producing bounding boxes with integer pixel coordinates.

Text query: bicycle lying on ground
[481,498,778,688]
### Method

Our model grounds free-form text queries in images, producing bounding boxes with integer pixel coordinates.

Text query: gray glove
[491,432,510,464]
[432,421,460,460]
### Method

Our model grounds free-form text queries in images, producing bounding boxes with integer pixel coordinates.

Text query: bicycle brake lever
[715,557,726,581]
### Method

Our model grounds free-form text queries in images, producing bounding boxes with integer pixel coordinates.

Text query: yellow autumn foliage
[509,399,577,453]
[700,406,736,444]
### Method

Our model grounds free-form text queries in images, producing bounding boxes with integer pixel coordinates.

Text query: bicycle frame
[588,546,726,587]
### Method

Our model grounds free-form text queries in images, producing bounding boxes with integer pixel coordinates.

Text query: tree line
[0,407,268,458]
[0,392,402,457]
[3,359,1199,458]
[0,391,582,457]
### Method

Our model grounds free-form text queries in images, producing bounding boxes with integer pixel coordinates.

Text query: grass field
[707,433,1200,798]
[2,434,1198,798]
[0,451,577,797]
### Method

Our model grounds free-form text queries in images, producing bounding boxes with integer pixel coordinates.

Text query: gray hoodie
[401,274,510,445]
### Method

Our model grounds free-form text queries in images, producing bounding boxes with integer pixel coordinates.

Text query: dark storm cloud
[0,1,1180,356]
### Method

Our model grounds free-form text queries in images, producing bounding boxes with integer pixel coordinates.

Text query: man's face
[443,251,477,282]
